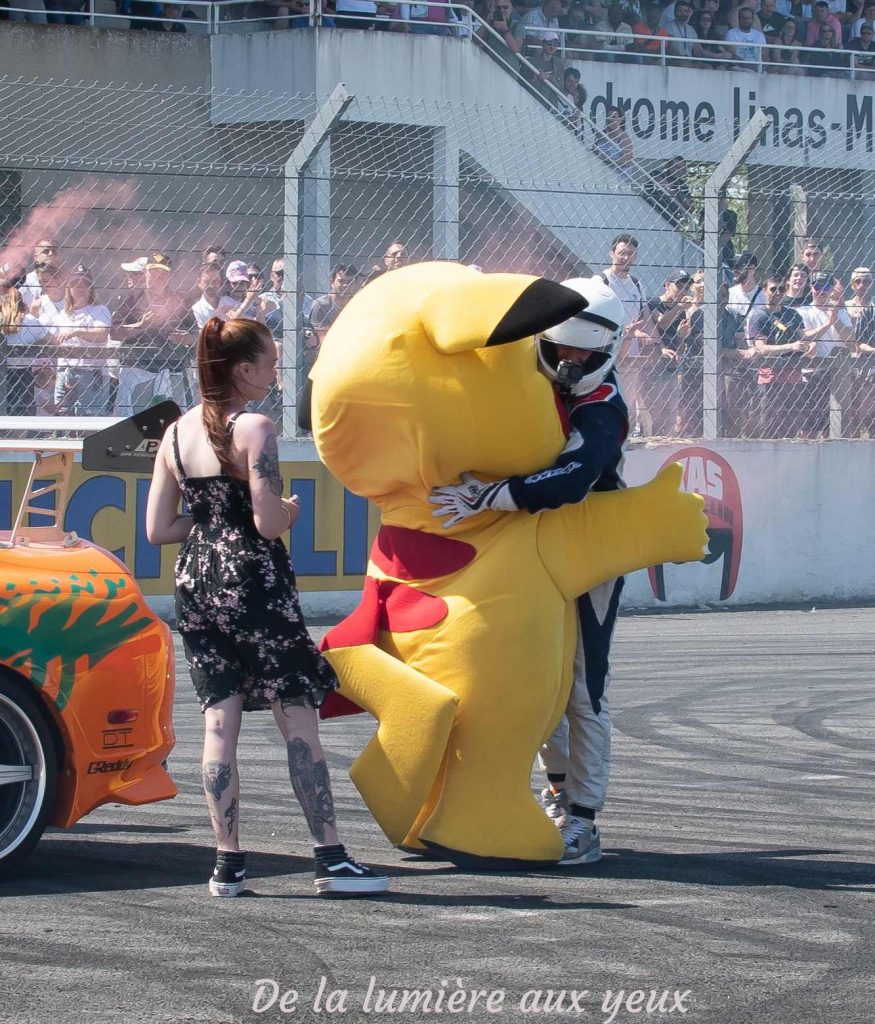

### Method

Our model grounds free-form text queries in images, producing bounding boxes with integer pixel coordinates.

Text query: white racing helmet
[537,276,624,396]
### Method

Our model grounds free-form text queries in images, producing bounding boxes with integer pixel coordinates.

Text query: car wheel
[0,675,58,873]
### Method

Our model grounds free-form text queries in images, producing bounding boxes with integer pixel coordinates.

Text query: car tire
[0,674,58,874]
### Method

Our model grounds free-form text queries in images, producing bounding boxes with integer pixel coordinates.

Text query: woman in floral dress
[146,315,388,899]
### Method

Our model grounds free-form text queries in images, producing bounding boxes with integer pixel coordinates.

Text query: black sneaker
[209,851,246,897]
[314,855,389,896]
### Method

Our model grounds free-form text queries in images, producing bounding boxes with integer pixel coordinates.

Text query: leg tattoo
[224,797,238,837]
[286,737,336,844]
[203,760,232,801]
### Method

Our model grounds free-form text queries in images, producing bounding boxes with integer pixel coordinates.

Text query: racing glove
[429,472,519,529]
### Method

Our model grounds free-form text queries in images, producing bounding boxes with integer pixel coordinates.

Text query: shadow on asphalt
[0,840,312,896]
[583,847,875,891]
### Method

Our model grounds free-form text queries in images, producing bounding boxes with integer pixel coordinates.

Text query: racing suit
[504,370,628,817]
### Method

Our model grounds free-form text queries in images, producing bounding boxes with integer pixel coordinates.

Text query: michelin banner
[1,440,872,607]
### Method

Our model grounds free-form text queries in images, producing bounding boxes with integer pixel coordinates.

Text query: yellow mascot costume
[312,262,707,867]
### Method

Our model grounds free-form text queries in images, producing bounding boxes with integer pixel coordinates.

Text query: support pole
[702,109,770,440]
[432,127,460,260]
[283,84,354,440]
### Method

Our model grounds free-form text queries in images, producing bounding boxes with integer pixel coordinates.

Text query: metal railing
[4,1,874,80]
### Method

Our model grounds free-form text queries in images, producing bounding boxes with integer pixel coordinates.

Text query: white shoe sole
[209,879,246,897]
[314,877,389,896]
[558,847,602,867]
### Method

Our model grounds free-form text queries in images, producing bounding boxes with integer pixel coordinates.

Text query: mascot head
[310,262,586,510]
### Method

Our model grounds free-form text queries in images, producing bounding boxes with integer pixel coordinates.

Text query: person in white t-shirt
[192,262,225,329]
[798,273,855,356]
[725,6,767,63]
[599,233,655,435]
[726,251,766,317]
[216,261,266,322]
[0,278,53,416]
[19,240,64,311]
[850,0,875,36]
[48,264,112,416]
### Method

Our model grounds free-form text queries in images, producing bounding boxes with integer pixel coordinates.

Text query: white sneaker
[539,787,569,828]
[559,817,602,866]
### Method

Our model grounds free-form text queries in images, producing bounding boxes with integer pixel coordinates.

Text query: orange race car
[0,407,179,871]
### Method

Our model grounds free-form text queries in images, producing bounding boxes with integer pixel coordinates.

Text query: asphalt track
[1,608,873,1024]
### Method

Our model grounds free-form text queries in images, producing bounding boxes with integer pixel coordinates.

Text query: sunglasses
[272,268,284,277]
[767,285,785,293]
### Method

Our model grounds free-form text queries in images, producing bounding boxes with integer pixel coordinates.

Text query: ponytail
[197,315,273,479]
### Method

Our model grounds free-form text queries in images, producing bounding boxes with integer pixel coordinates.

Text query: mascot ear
[420,274,587,355]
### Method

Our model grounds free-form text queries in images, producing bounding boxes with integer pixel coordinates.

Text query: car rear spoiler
[0,402,180,547]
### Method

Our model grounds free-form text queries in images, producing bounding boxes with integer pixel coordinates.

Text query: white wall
[622,440,875,607]
[210,29,697,290]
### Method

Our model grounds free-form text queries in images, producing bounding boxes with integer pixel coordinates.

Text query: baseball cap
[733,251,758,269]
[145,252,172,272]
[666,269,692,284]
[121,256,148,273]
[811,272,836,289]
[852,266,872,278]
[226,259,250,283]
[68,263,93,280]
[543,31,559,41]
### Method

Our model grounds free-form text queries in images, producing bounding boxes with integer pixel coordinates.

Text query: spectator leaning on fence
[799,237,826,275]
[746,272,809,438]
[725,6,767,66]
[0,271,54,417]
[48,264,112,417]
[192,262,225,330]
[20,239,63,311]
[307,263,360,354]
[113,252,195,415]
[643,269,692,436]
[217,261,265,322]
[845,266,873,325]
[726,251,765,318]
[799,272,855,357]
[784,262,811,306]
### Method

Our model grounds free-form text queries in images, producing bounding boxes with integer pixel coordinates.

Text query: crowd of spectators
[0,238,410,424]
[4,0,874,79]
[598,232,875,438]
[3,232,873,439]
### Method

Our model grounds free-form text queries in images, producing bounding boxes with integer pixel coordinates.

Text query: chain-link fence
[1,74,873,440]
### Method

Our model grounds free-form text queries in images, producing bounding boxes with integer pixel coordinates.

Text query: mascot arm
[538,463,709,600]
[323,644,459,846]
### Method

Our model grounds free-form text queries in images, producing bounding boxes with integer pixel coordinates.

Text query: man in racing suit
[430,277,627,866]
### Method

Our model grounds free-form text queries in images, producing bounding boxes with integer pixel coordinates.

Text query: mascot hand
[429,472,518,528]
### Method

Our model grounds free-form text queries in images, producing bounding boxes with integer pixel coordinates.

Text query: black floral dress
[172,419,338,713]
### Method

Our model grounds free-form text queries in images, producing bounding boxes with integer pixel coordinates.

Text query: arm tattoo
[286,737,336,844]
[203,761,232,802]
[224,797,238,837]
[254,433,283,497]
